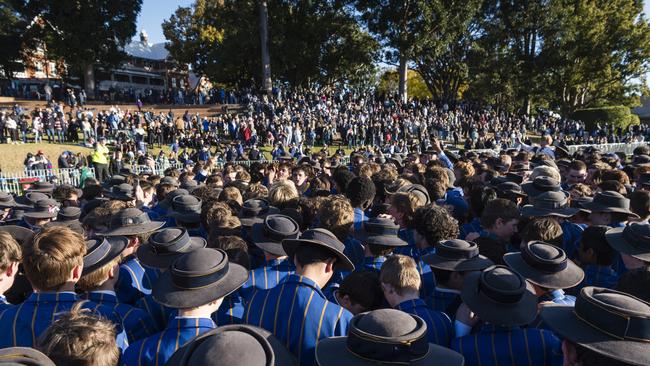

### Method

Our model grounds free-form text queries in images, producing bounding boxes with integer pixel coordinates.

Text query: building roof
[124,40,169,60]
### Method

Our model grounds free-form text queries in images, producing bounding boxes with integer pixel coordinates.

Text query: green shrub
[571,106,640,131]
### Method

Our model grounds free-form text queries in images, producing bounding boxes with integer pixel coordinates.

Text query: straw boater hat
[521,176,561,198]
[503,241,584,289]
[166,325,297,366]
[106,183,135,201]
[282,228,355,271]
[605,223,650,263]
[137,228,206,269]
[542,287,650,366]
[461,265,537,326]
[250,214,300,256]
[239,199,279,227]
[152,247,248,309]
[159,189,189,210]
[82,236,128,275]
[315,309,464,366]
[101,208,164,236]
[423,239,494,272]
[27,181,55,194]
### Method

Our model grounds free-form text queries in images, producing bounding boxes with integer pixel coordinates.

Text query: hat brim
[605,227,650,262]
[137,237,207,269]
[44,220,85,235]
[364,235,408,247]
[521,205,579,218]
[251,224,288,256]
[83,236,128,275]
[100,220,165,237]
[580,202,639,217]
[106,193,135,201]
[0,225,34,246]
[152,262,248,308]
[166,325,297,366]
[283,239,354,272]
[315,337,464,366]
[461,271,538,326]
[503,253,584,289]
[541,305,650,366]
[22,211,58,219]
[423,254,494,272]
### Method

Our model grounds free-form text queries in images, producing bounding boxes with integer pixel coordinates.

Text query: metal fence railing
[0,167,95,195]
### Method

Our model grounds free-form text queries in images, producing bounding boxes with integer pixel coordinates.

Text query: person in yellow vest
[91,137,110,181]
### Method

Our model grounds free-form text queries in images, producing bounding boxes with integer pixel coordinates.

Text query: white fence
[0,167,95,195]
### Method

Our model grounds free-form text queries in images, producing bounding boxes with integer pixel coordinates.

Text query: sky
[135,0,194,44]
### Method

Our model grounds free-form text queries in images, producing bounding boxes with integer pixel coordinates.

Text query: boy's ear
[324,257,337,273]
[71,264,83,282]
[5,262,19,277]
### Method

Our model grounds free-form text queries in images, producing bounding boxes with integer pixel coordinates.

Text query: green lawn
[0,141,354,174]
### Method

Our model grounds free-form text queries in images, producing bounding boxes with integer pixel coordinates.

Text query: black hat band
[478,271,526,304]
[150,230,194,255]
[346,316,429,364]
[436,245,479,261]
[263,224,297,242]
[533,180,557,191]
[534,199,570,210]
[364,225,400,237]
[520,244,568,273]
[84,239,111,267]
[574,289,650,342]
[171,258,229,290]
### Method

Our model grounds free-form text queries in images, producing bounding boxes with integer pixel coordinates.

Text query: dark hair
[294,244,337,267]
[616,268,650,302]
[580,225,614,266]
[520,218,563,247]
[412,205,459,246]
[469,185,497,218]
[338,271,383,311]
[333,169,355,195]
[598,180,626,195]
[480,198,520,229]
[430,267,453,285]
[367,243,394,257]
[345,176,376,209]
[568,160,587,171]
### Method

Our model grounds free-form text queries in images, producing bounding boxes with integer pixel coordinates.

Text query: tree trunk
[84,64,95,99]
[398,57,408,103]
[258,1,272,97]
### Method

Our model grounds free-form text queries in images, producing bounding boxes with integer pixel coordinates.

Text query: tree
[24,0,142,96]
[163,0,378,89]
[543,0,650,114]
[258,1,272,96]
[0,0,28,79]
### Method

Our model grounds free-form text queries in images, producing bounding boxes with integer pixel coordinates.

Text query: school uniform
[352,207,368,233]
[540,289,576,306]
[412,247,437,301]
[343,236,365,269]
[0,295,10,312]
[452,324,563,366]
[396,228,416,251]
[136,294,176,329]
[0,292,128,350]
[240,258,294,301]
[244,274,352,366]
[85,291,160,343]
[395,299,452,346]
[578,264,619,289]
[428,287,462,316]
[116,256,160,305]
[560,221,585,260]
[361,255,386,272]
[459,217,486,240]
[122,317,215,366]
[212,292,246,325]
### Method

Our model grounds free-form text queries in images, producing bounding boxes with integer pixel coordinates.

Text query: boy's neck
[392,291,420,306]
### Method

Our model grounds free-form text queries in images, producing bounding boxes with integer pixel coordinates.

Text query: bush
[571,106,640,131]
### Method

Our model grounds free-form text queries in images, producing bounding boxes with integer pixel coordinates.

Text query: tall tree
[356,0,430,102]
[25,0,141,96]
[543,0,650,114]
[258,1,272,96]
[0,0,29,79]
[163,0,378,89]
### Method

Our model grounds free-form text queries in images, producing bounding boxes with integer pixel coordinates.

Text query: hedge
[571,106,640,131]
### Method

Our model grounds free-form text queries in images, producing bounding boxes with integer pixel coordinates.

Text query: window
[114,74,130,83]
[132,76,147,85]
